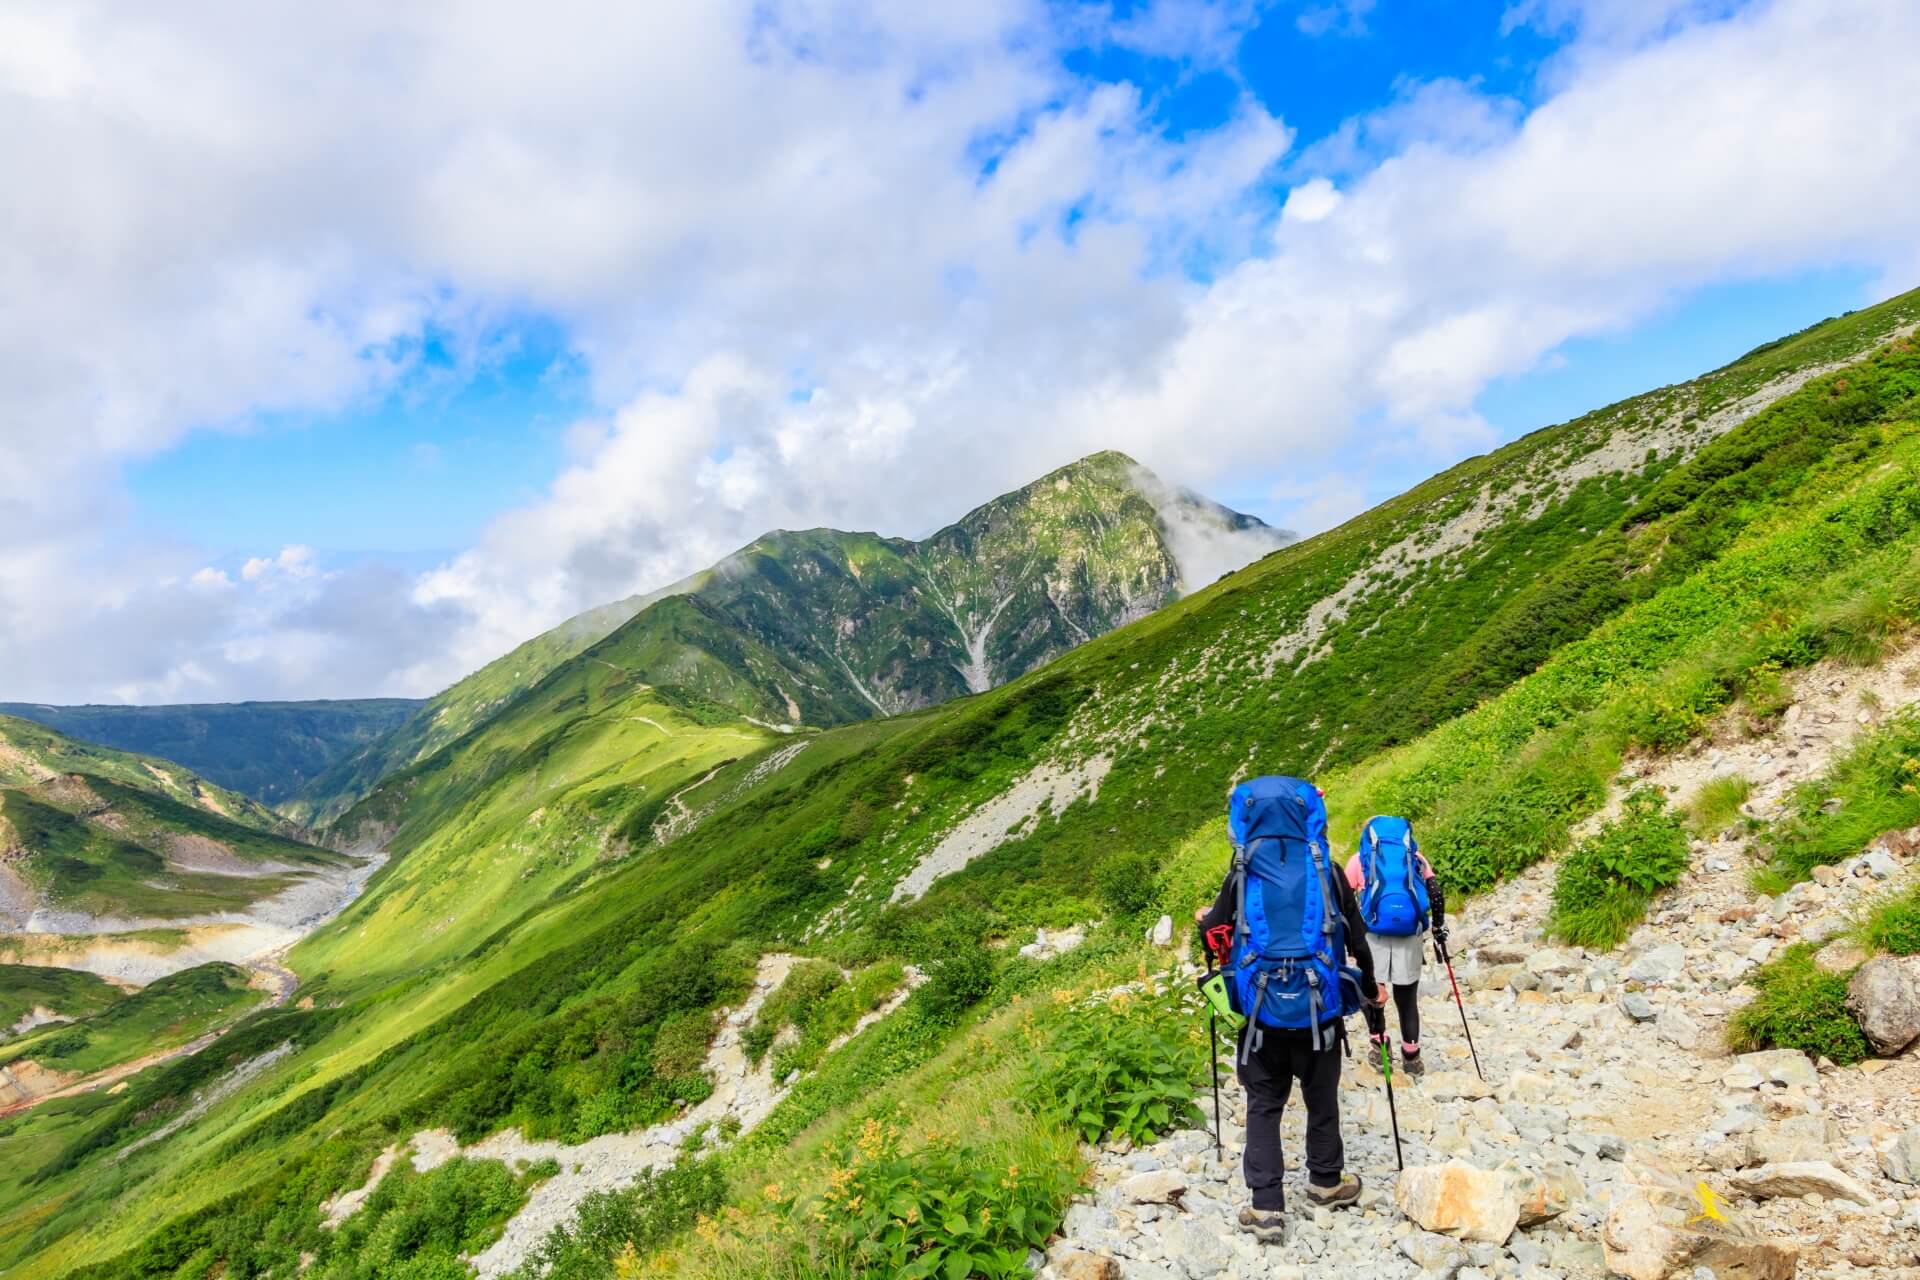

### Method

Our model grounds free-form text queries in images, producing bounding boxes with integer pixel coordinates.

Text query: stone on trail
[1395,1160,1522,1244]
[1118,1169,1187,1205]
[1424,1070,1494,1102]
[1813,937,1869,976]
[1654,1005,1706,1051]
[1845,955,1920,1056]
[1601,1177,1797,1280]
[1524,947,1582,976]
[1156,1216,1231,1274]
[1726,1160,1877,1205]
[1049,1250,1121,1280]
[1880,1127,1920,1184]
[1731,1047,1820,1090]
[1619,992,1657,1023]
[1625,943,1686,984]
[1148,914,1173,947]
[1398,1228,1471,1277]
[1503,1161,1580,1227]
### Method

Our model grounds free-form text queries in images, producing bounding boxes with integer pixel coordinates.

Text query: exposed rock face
[1881,1128,1920,1185]
[1601,1177,1798,1280]
[1845,955,1920,1055]
[1393,1161,1521,1244]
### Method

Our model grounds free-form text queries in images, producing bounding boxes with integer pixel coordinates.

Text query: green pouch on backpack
[1197,970,1246,1031]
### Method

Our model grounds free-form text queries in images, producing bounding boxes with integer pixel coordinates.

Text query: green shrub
[507,1159,725,1280]
[850,960,907,1011]
[1023,983,1204,1146]
[29,1027,89,1060]
[1861,884,1920,955]
[788,1118,1074,1280]
[1687,775,1752,837]
[1549,788,1691,948]
[315,1157,529,1280]
[917,943,996,1025]
[1094,851,1159,916]
[650,1010,715,1079]
[1729,943,1870,1065]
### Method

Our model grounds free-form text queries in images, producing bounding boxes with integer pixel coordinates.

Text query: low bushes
[779,1117,1076,1280]
[1728,943,1870,1065]
[1023,981,1205,1146]
[1549,788,1692,948]
[314,1157,533,1280]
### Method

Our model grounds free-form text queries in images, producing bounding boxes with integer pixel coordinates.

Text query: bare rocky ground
[1042,650,1920,1280]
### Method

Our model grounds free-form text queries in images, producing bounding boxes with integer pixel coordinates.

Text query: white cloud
[1297,0,1378,38]
[3,0,1920,703]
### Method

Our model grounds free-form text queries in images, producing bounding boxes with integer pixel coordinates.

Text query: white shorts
[1366,930,1427,986]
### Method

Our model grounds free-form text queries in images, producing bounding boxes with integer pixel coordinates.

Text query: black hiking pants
[1237,1030,1343,1209]
[1392,982,1420,1046]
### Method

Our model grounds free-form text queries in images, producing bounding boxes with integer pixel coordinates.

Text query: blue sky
[8,0,1919,702]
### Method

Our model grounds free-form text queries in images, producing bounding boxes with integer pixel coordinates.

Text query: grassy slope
[6,293,1920,1278]
[0,701,423,810]
[1,717,344,920]
[0,967,121,1031]
[0,715,284,833]
[0,964,262,1079]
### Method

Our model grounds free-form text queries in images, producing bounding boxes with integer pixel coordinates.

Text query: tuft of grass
[1549,788,1692,948]
[1728,942,1870,1065]
[1687,775,1752,837]
[1860,883,1920,956]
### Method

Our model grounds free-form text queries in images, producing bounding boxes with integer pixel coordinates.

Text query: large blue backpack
[1356,815,1430,938]
[1225,776,1365,1061]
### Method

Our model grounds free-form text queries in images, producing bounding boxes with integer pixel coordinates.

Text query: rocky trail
[1041,652,1920,1280]
[322,953,925,1279]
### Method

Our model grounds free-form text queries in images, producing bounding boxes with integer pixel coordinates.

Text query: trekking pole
[1208,1008,1223,1163]
[1379,1032,1405,1172]
[1435,933,1483,1082]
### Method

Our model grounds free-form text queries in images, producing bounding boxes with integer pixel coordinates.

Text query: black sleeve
[1333,870,1378,994]
[1197,873,1235,937]
[1426,874,1446,930]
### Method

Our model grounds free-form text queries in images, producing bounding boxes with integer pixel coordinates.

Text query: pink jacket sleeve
[1345,856,1365,891]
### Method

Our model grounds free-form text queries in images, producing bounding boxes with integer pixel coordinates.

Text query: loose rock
[1395,1161,1521,1244]
[1845,955,1920,1056]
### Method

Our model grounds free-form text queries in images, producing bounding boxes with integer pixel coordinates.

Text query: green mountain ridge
[294,451,1282,824]
[5,290,1920,1279]
[0,700,423,809]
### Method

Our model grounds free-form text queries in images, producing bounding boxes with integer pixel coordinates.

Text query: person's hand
[1372,982,1388,1007]
[1432,924,1449,947]
[1193,906,1208,924]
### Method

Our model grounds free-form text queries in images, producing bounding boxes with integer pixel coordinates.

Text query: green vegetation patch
[1687,775,1753,838]
[0,966,122,1032]
[505,1159,726,1280]
[0,963,262,1078]
[1759,708,1920,888]
[1860,883,1920,956]
[1729,942,1870,1065]
[1549,789,1692,949]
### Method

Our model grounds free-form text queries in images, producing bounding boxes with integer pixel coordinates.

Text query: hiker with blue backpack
[1344,815,1447,1077]
[1192,776,1386,1240]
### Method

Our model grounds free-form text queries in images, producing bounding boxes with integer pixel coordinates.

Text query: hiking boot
[1305,1174,1362,1208]
[1401,1045,1425,1076]
[1237,1206,1286,1244]
[1365,1034,1390,1068]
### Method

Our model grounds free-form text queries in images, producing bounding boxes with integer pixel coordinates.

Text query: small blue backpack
[1225,776,1367,1061]
[1356,815,1430,938]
